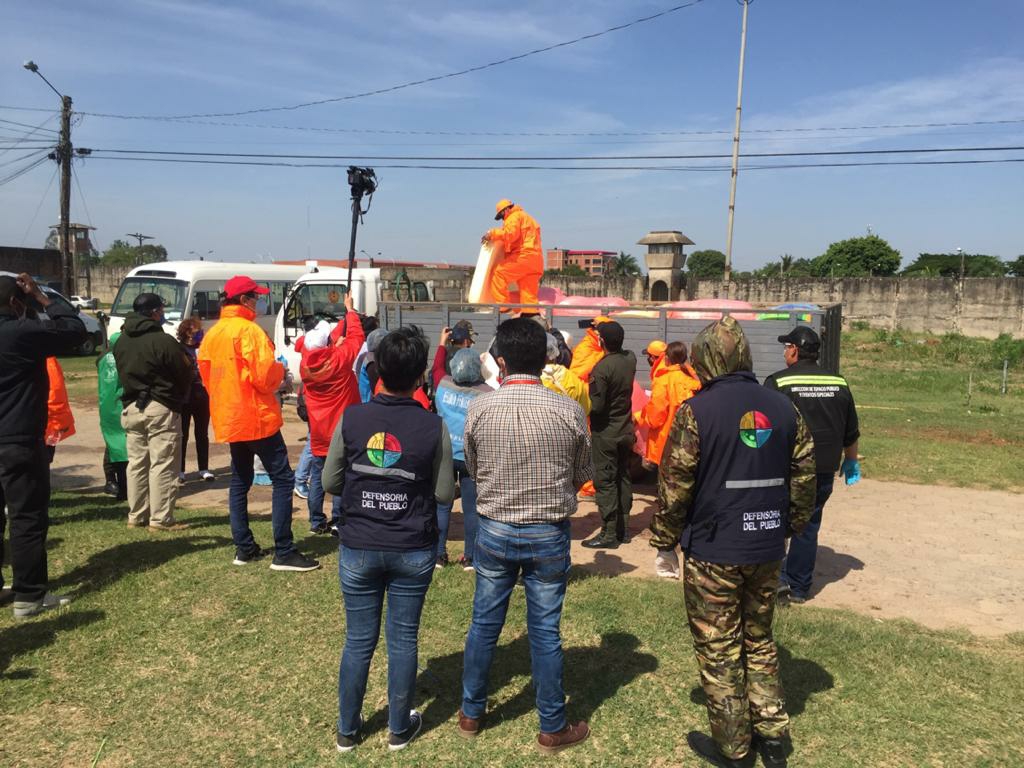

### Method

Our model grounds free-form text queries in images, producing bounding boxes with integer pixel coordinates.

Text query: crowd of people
[0,266,862,768]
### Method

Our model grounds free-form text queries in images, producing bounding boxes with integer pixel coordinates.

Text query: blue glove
[840,458,861,486]
[276,354,288,365]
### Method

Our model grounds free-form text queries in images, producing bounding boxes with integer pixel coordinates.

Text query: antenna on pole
[724,0,753,289]
[126,232,153,247]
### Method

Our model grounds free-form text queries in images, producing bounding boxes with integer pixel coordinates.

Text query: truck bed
[378,301,842,388]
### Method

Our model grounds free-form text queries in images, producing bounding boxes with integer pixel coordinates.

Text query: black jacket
[764,359,859,473]
[113,313,192,413]
[0,302,87,444]
[589,349,637,436]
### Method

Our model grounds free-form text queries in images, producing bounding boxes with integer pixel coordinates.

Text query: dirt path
[53,405,1023,638]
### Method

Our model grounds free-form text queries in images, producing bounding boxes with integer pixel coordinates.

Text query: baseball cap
[223,275,270,299]
[777,325,820,353]
[596,320,625,350]
[645,340,667,357]
[133,293,165,314]
[451,326,474,344]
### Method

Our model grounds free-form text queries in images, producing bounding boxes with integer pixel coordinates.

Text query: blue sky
[1,0,1022,271]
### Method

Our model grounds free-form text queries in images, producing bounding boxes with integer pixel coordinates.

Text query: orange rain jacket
[635,361,701,465]
[568,318,611,383]
[487,205,543,304]
[198,304,285,443]
[46,357,75,445]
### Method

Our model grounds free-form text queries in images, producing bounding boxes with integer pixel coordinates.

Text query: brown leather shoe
[536,721,589,755]
[457,709,480,739]
[149,521,191,532]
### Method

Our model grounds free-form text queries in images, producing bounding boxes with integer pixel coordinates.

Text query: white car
[70,295,99,310]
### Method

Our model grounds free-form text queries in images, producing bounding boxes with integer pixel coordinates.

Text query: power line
[84,154,1024,172]
[0,113,59,156]
[0,154,51,186]
[81,144,1024,162]
[0,148,50,169]
[67,0,711,120]
[0,117,59,133]
[20,163,59,246]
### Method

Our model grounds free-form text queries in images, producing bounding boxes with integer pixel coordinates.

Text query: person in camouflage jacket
[650,316,815,768]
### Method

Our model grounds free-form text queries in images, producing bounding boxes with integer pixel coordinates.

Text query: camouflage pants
[684,556,789,760]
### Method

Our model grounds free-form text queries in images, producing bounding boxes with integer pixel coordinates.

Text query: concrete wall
[689,277,1024,339]
[541,275,647,302]
[89,265,135,302]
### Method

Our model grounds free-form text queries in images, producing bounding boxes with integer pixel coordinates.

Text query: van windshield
[285,282,355,325]
[111,277,189,321]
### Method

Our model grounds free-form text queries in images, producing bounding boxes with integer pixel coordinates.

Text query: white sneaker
[655,549,680,580]
[13,592,71,619]
[199,470,215,481]
[177,472,187,483]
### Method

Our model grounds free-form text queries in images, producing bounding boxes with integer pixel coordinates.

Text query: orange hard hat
[494,198,514,219]
[645,340,667,356]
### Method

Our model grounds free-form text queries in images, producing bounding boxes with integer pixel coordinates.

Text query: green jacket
[113,313,192,413]
[97,332,127,462]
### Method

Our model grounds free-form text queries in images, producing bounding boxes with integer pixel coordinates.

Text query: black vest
[340,395,442,551]
[683,371,798,565]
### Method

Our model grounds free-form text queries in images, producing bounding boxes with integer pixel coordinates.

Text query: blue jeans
[308,454,342,529]
[228,431,295,557]
[295,438,313,486]
[435,460,478,560]
[781,472,835,598]
[461,517,571,734]
[338,545,435,737]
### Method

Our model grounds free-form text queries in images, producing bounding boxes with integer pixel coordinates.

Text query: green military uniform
[589,348,637,540]
[651,317,816,763]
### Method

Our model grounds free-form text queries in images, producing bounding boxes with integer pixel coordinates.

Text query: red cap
[223,275,270,299]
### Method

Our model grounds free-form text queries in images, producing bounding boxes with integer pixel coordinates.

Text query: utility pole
[58,95,74,296]
[24,61,75,296]
[127,232,154,248]
[724,0,753,288]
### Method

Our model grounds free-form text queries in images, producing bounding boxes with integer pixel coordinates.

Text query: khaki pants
[121,402,182,526]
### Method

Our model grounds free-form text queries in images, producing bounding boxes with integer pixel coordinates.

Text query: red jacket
[374,377,431,409]
[297,311,365,456]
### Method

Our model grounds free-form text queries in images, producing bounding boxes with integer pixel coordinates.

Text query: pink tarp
[661,298,757,320]
[551,295,630,317]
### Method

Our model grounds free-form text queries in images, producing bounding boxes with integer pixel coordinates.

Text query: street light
[24,60,74,295]
[189,249,214,261]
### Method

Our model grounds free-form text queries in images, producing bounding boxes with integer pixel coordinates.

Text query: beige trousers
[121,401,182,526]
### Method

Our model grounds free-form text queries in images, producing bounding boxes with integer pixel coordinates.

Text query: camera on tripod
[347,166,377,199]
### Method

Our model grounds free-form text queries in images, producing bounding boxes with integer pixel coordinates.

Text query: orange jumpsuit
[635,362,701,465]
[46,357,76,446]
[487,205,543,306]
[568,318,612,383]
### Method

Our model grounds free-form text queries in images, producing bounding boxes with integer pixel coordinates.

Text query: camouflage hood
[690,316,752,383]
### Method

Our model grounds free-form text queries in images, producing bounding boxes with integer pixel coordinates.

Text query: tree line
[686,237,1024,280]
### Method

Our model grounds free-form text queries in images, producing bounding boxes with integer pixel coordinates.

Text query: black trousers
[0,440,51,601]
[592,431,634,540]
[102,447,129,500]
[181,393,210,473]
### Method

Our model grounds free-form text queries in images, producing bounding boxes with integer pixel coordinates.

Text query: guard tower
[638,230,693,301]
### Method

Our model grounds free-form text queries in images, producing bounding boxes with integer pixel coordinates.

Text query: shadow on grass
[0,609,106,678]
[409,632,657,738]
[51,494,127,523]
[812,546,865,596]
[687,642,833,717]
[51,535,231,599]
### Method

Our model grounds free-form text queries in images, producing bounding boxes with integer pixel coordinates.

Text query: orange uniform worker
[483,199,543,308]
[634,341,701,466]
[569,316,612,383]
[644,340,667,379]
[45,357,75,461]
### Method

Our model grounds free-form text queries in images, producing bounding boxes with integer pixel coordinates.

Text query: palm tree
[606,251,642,278]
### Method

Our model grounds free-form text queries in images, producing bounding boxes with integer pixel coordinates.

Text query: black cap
[777,325,820,353]
[596,320,625,351]
[133,293,165,315]
[450,326,473,344]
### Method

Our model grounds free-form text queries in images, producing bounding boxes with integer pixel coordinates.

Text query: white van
[107,261,314,338]
[274,266,385,378]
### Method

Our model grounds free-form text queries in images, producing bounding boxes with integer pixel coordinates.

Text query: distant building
[638,230,694,301]
[546,248,617,276]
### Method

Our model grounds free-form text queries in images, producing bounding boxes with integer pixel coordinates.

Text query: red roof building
[546,248,617,276]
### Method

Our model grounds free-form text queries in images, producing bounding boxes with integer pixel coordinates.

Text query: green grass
[841,329,1024,490]
[2,494,1023,767]
[56,352,102,401]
